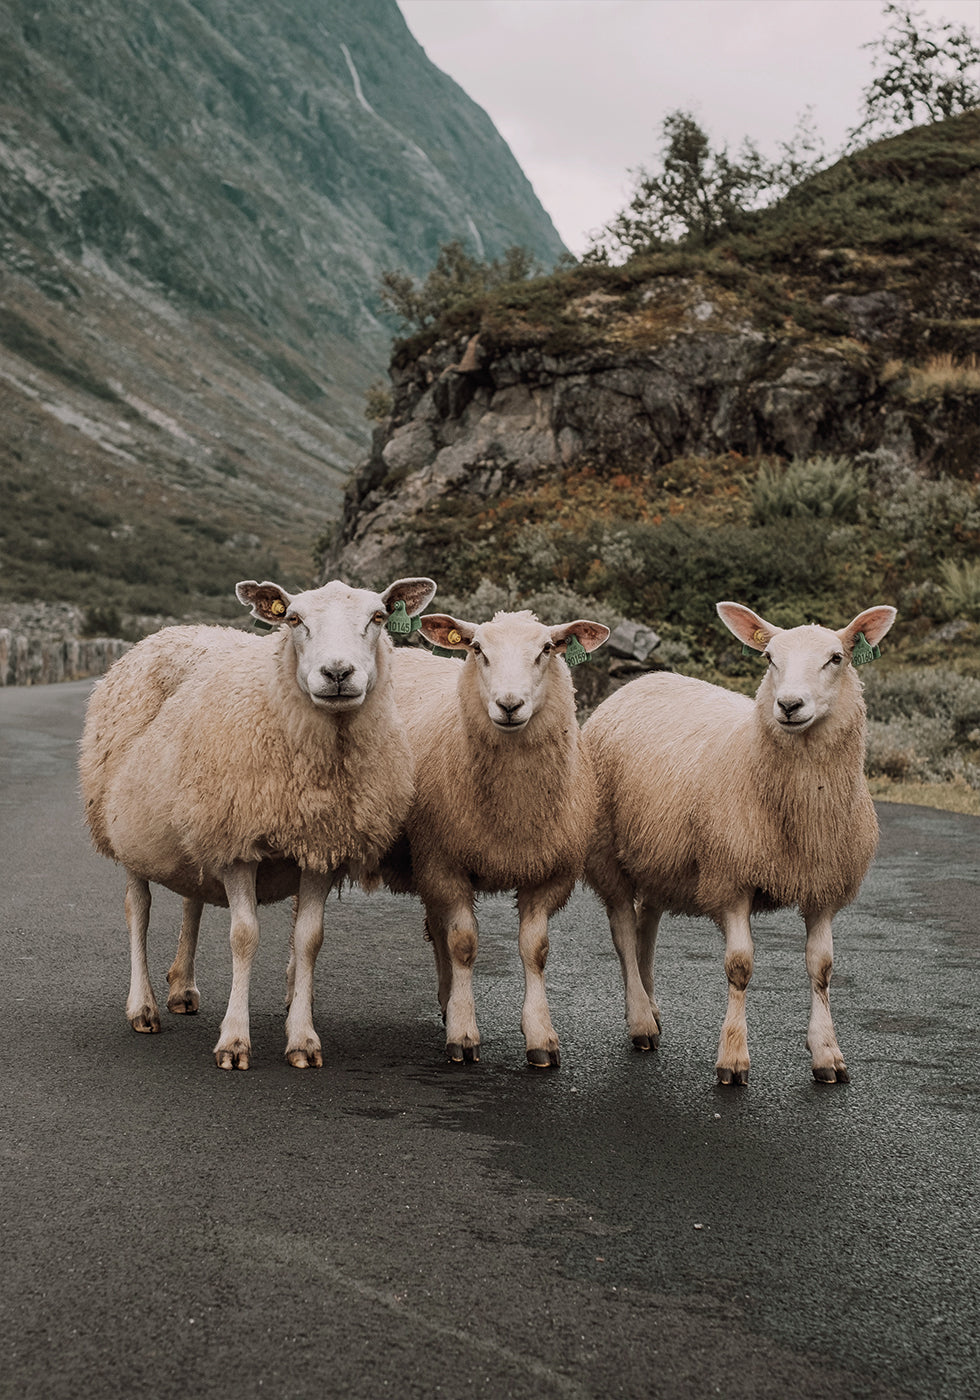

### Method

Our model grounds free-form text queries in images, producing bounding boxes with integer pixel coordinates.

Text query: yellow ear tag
[753,628,766,645]
[447,629,462,645]
[270,599,286,617]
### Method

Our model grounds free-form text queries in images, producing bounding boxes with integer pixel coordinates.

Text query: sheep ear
[716,602,778,652]
[236,580,293,623]
[550,620,611,654]
[381,577,437,617]
[839,606,897,652]
[417,614,477,650]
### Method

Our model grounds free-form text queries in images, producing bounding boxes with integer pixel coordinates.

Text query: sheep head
[236,576,436,710]
[717,601,897,735]
[419,609,609,731]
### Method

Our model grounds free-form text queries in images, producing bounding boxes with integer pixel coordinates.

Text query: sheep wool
[79,575,436,1068]
[389,608,610,1068]
[584,599,896,1085]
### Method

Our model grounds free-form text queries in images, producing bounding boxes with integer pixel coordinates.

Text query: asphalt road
[1,679,978,1400]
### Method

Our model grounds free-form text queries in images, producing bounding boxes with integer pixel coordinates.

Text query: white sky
[398,0,980,255]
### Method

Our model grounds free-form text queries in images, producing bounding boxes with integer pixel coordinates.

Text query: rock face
[0,0,564,618]
[325,113,980,589]
[327,309,909,587]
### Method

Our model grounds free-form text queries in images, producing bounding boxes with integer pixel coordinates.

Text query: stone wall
[0,630,131,686]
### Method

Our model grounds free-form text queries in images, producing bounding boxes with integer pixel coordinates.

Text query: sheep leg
[516,888,561,1069]
[426,897,480,1064]
[214,862,260,1070]
[425,914,453,1022]
[804,910,850,1084]
[716,901,753,1086]
[284,871,330,1069]
[607,893,662,1051]
[124,872,160,1032]
[166,898,203,1014]
[284,894,300,1009]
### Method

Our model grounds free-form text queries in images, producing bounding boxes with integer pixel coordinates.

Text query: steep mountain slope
[0,0,564,618]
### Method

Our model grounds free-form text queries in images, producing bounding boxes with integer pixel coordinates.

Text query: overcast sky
[398,0,980,255]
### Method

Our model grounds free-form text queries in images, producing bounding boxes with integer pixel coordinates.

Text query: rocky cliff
[0,0,564,620]
[326,114,980,598]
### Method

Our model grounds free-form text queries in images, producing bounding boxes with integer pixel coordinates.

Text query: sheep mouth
[778,716,814,730]
[311,689,365,708]
[492,715,529,730]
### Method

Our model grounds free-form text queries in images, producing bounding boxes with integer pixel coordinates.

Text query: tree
[848,1,980,145]
[379,240,542,333]
[586,109,824,263]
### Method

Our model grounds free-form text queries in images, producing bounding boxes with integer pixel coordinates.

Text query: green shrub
[751,455,866,525]
[938,558,980,621]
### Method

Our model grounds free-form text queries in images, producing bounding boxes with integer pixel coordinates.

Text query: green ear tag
[431,645,466,659]
[252,618,274,632]
[852,631,880,666]
[564,635,589,667]
[741,643,756,657]
[386,601,412,636]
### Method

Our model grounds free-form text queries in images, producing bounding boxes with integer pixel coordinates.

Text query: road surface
[1,680,978,1399]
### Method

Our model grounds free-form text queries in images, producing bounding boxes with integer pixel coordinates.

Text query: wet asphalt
[1,679,978,1400]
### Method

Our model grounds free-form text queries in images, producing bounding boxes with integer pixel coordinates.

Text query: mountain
[0,0,564,622]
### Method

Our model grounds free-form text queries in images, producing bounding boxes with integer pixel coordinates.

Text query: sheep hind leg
[284,871,331,1069]
[804,910,849,1084]
[124,872,160,1033]
[166,898,203,1014]
[715,901,753,1086]
[517,888,561,1069]
[428,899,480,1064]
[424,914,453,1024]
[214,862,260,1070]
[606,894,661,1051]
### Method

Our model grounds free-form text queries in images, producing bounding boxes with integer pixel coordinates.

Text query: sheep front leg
[124,872,160,1032]
[516,887,561,1068]
[166,897,203,1014]
[214,862,260,1070]
[804,910,850,1084]
[605,892,663,1051]
[284,870,330,1069]
[425,894,481,1064]
[716,899,754,1086]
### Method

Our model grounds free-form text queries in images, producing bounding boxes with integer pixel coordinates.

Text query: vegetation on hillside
[364,2,980,809]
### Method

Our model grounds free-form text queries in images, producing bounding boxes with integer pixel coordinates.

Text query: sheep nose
[778,696,805,718]
[321,663,354,685]
[497,698,523,718]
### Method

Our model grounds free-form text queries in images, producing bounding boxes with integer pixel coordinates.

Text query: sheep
[583,600,897,1085]
[79,574,436,1069]
[386,608,610,1068]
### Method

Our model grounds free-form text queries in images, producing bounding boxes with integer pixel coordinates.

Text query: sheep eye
[541,643,553,657]
[763,652,773,665]
[471,642,482,656]
[828,652,844,667]
[372,611,386,626]
[285,613,302,628]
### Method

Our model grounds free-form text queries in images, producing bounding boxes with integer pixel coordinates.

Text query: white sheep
[79,575,436,1069]
[583,601,896,1084]
[387,609,610,1068]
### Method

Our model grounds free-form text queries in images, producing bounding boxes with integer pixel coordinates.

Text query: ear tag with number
[564,635,589,667]
[386,601,413,636]
[852,631,881,666]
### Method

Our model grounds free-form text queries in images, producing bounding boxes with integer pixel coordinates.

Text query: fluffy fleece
[388,608,609,1067]
[584,600,896,1085]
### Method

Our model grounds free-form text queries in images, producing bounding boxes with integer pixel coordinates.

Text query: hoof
[631,1034,659,1052]
[716,1066,748,1086]
[526,1048,560,1069]
[215,1044,250,1071]
[286,1046,323,1069]
[167,990,199,1015]
[813,1064,849,1084]
[446,1042,479,1064]
[129,1010,161,1034]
